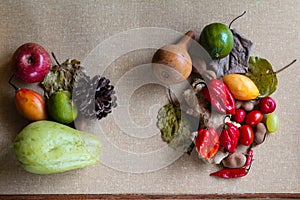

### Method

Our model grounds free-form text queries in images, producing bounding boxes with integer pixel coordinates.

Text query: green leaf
[247,56,278,97]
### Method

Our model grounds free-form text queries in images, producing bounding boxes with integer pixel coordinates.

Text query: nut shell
[222,152,247,168]
[254,122,267,144]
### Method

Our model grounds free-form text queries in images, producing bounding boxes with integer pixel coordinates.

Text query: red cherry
[259,97,276,114]
[245,110,263,126]
[232,109,246,123]
[239,125,254,146]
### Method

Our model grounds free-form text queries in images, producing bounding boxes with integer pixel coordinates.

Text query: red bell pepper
[195,126,220,159]
[202,79,236,115]
[219,122,240,153]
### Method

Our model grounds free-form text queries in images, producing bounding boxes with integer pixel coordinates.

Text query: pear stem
[229,11,246,28]
[177,30,195,49]
[51,52,61,66]
[8,75,19,91]
[275,59,297,74]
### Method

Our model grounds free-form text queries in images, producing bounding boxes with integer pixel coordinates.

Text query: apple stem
[229,11,246,28]
[28,56,34,64]
[275,59,297,74]
[51,52,61,66]
[8,75,19,91]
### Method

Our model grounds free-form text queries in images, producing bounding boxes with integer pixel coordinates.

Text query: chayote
[13,120,101,174]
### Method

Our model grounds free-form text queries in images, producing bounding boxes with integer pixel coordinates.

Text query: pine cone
[73,75,117,120]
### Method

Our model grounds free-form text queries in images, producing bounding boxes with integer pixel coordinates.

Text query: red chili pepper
[195,127,220,159]
[210,149,254,179]
[243,149,253,169]
[219,123,240,153]
[202,79,236,115]
[210,168,248,179]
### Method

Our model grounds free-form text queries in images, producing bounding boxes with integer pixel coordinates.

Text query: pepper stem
[275,59,297,74]
[245,157,254,172]
[8,75,19,91]
[51,52,61,66]
[229,11,246,28]
[223,115,231,125]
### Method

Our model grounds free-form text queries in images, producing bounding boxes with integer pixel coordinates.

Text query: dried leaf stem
[275,59,297,74]
[51,52,61,66]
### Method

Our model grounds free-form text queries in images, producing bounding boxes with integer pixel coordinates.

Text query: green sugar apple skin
[13,120,101,174]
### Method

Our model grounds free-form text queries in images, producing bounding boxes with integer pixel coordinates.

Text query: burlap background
[0,0,299,194]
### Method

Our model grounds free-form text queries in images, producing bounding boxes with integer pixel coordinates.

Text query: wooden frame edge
[0,193,300,199]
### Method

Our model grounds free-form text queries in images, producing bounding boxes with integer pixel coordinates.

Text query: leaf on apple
[41,59,86,99]
[247,56,278,97]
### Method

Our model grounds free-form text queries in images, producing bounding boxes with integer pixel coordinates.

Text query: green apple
[48,90,78,124]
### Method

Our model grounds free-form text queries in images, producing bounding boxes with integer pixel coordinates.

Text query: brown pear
[152,31,195,84]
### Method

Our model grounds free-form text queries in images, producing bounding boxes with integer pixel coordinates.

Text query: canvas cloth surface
[0,0,299,194]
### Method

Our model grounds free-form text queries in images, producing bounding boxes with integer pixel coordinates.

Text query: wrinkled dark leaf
[41,59,85,98]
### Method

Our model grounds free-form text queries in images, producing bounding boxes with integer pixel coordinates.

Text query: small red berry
[232,109,246,123]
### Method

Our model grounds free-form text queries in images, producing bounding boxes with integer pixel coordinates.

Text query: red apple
[12,43,51,83]
[259,97,276,114]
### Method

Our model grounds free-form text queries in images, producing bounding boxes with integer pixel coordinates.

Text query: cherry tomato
[245,110,263,126]
[232,109,246,123]
[195,127,220,158]
[239,125,254,146]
